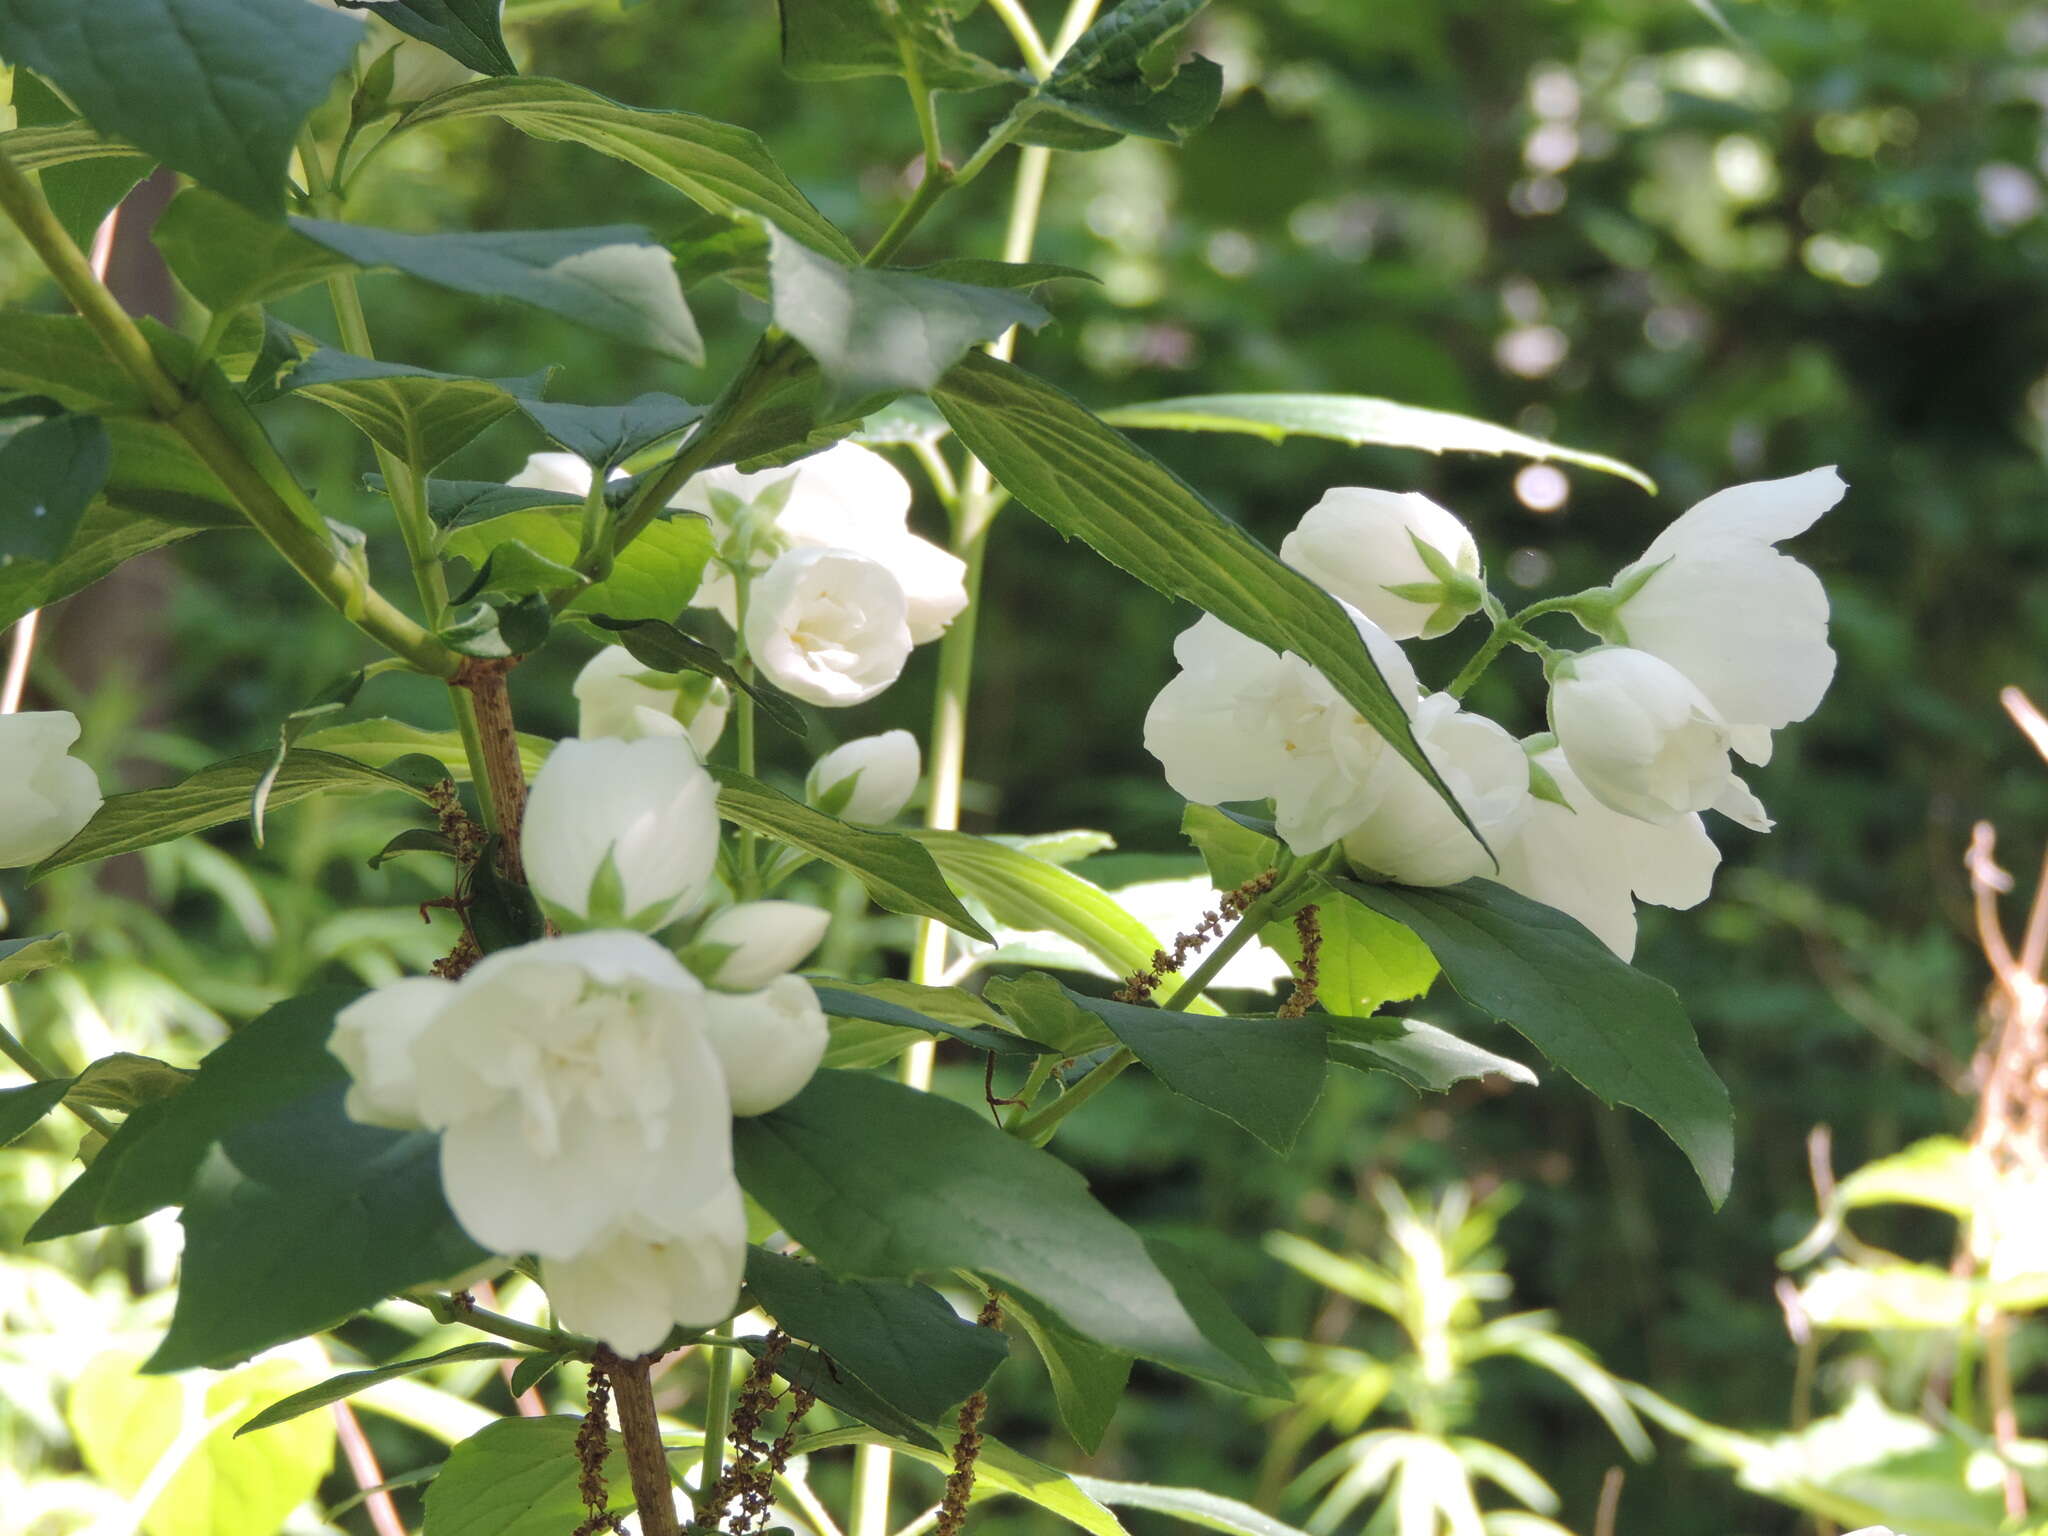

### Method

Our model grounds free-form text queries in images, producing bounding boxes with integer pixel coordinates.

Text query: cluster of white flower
[513,441,966,710]
[1146,468,1844,959]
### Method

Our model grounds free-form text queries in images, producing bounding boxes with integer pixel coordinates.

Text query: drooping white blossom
[1495,746,1721,960]
[572,644,729,756]
[807,730,921,824]
[1599,466,1842,764]
[0,711,103,868]
[543,1181,747,1356]
[521,736,721,928]
[694,901,831,991]
[1548,646,1767,830]
[1279,488,1484,641]
[1144,611,1421,853]
[744,547,913,707]
[700,974,829,1116]
[1340,694,1530,886]
[676,443,968,644]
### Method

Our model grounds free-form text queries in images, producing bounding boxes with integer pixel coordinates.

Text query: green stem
[698,1340,734,1514]
[409,1291,594,1356]
[0,144,457,677]
[899,31,944,172]
[985,0,1055,76]
[0,1015,115,1138]
[734,579,761,899]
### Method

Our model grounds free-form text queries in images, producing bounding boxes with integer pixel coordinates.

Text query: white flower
[676,443,968,644]
[329,976,452,1129]
[543,1181,747,1355]
[521,737,720,929]
[1495,746,1720,960]
[1279,488,1483,641]
[1548,647,1767,829]
[1341,695,1529,886]
[1144,611,1422,854]
[807,731,921,823]
[507,451,621,499]
[572,645,729,756]
[1600,466,1842,764]
[0,712,103,867]
[694,901,831,991]
[403,932,735,1260]
[700,975,829,1116]
[744,547,912,708]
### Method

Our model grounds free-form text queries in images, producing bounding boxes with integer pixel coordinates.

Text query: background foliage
[5,0,2047,1533]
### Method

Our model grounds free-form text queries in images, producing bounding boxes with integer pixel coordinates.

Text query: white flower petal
[701,976,828,1116]
[0,712,102,867]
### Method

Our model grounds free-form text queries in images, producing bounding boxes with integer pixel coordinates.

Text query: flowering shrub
[0,1,1840,1532]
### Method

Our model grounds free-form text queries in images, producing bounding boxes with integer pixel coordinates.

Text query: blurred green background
[6,1,2048,1533]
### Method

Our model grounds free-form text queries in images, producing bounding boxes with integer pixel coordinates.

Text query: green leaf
[370,0,517,77]
[1016,0,1222,149]
[291,218,703,363]
[0,1079,72,1146]
[0,0,362,216]
[516,392,703,472]
[297,716,553,781]
[153,187,354,315]
[0,310,150,411]
[0,501,219,635]
[1331,1019,1538,1094]
[746,1248,1010,1423]
[396,77,858,262]
[1071,1477,1320,1536]
[713,769,992,942]
[1098,394,1655,492]
[932,354,1469,842]
[916,829,1160,981]
[588,613,805,736]
[25,1099,174,1242]
[422,1417,633,1536]
[1329,878,1734,1207]
[0,120,141,173]
[283,351,545,472]
[506,1350,567,1399]
[31,749,435,879]
[1002,1289,1131,1454]
[732,1069,1267,1393]
[812,981,1054,1057]
[905,258,1099,288]
[251,670,368,846]
[1140,1238,1288,1398]
[984,975,1114,1056]
[381,477,577,531]
[776,0,1010,92]
[66,1051,194,1112]
[6,77,151,251]
[741,1335,941,1447]
[139,994,491,1371]
[445,512,712,622]
[790,1425,1130,1536]
[238,1343,522,1436]
[0,932,70,987]
[69,1351,336,1536]
[768,226,1049,411]
[453,539,583,603]
[1002,974,1327,1153]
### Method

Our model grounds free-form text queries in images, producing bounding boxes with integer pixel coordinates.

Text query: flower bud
[692,901,831,990]
[806,730,921,824]
[1279,488,1484,641]
[329,976,452,1129]
[1341,695,1529,886]
[0,712,103,867]
[521,737,720,929]
[1548,647,1764,828]
[744,547,912,707]
[572,645,729,756]
[701,974,829,1116]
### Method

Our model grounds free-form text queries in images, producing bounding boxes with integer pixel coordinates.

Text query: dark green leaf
[361,0,516,77]
[66,1052,194,1113]
[746,1248,1010,1424]
[369,827,458,869]
[1097,394,1654,491]
[1017,0,1221,148]
[1141,1238,1288,1398]
[0,311,149,412]
[239,1343,522,1436]
[0,933,70,988]
[396,78,858,262]
[983,974,1115,1056]
[445,513,711,623]
[0,501,217,639]
[1329,878,1734,1206]
[713,770,992,942]
[588,614,805,736]
[379,477,578,531]
[776,0,1011,92]
[283,351,545,473]
[1002,1290,1130,1454]
[0,1079,72,1147]
[903,258,1098,288]
[153,188,354,319]
[4,77,151,250]
[506,1350,567,1400]
[0,0,361,216]
[811,982,1054,1057]
[32,749,434,879]
[516,393,703,472]
[466,838,547,953]
[421,1417,632,1536]
[932,354,1470,842]
[291,219,702,363]
[739,1336,941,1448]
[671,219,770,297]
[25,1099,174,1242]
[732,1069,1268,1392]
[769,227,1049,410]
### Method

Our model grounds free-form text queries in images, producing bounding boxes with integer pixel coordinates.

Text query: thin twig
[1592,1466,1623,1536]
[333,1400,408,1536]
